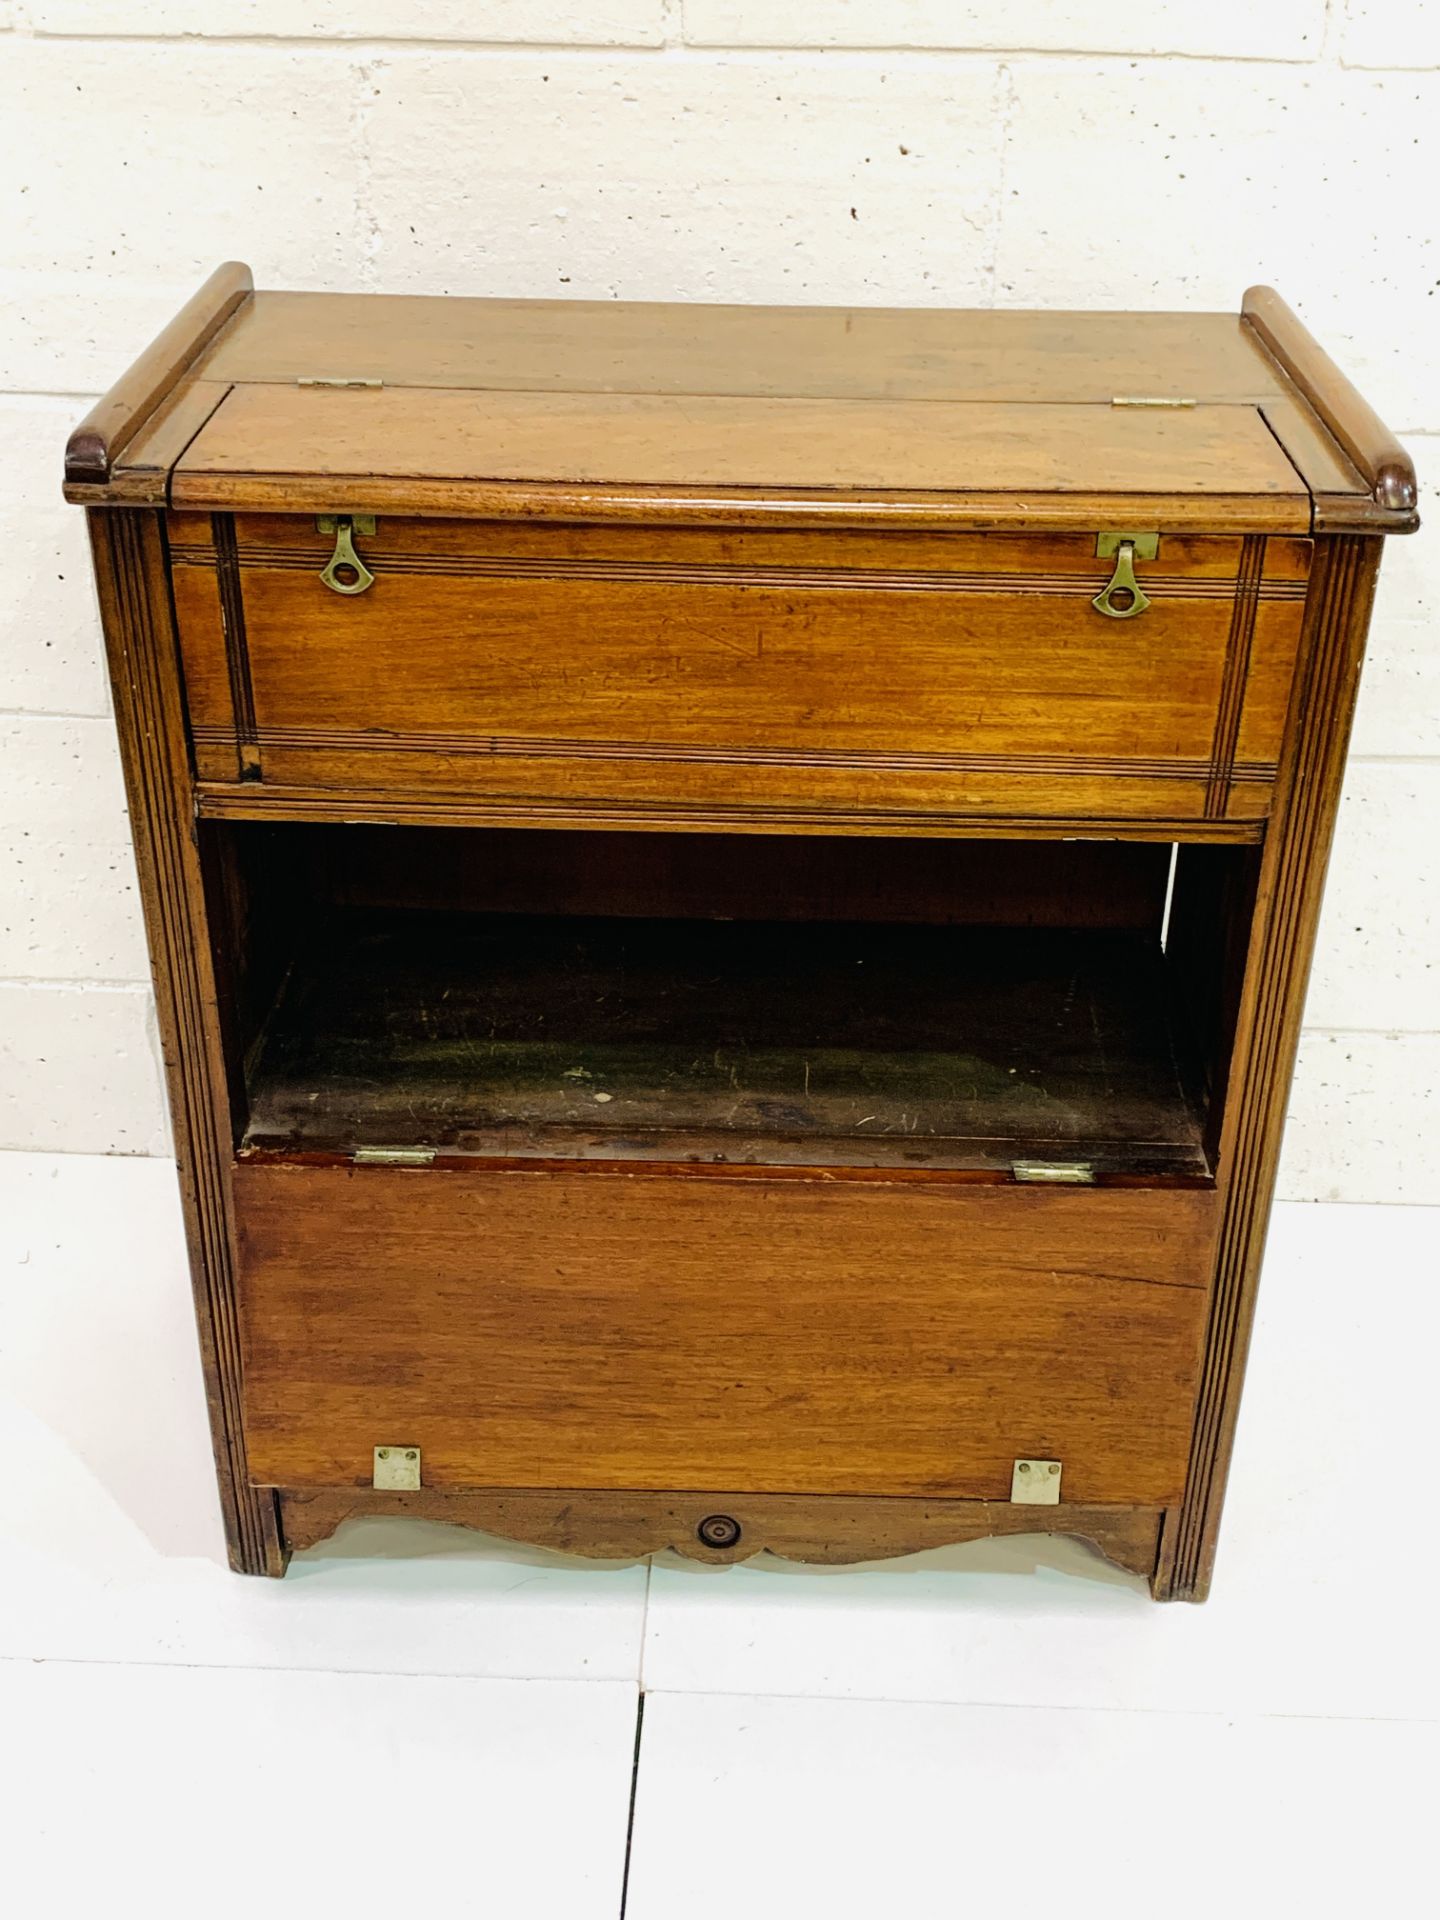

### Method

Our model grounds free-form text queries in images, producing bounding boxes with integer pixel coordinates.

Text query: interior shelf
[241,909,1211,1178]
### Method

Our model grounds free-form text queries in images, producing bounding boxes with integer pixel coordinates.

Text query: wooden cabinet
[67,265,1417,1598]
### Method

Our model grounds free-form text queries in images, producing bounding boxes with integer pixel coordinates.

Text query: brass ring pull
[317,515,376,596]
[1092,530,1158,619]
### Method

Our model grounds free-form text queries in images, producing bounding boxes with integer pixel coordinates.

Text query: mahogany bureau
[66,266,1417,1599]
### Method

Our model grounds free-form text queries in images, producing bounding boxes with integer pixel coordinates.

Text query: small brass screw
[378,1448,390,1459]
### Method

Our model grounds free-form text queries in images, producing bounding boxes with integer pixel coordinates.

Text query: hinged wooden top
[165,384,1308,530]
[64,263,1418,535]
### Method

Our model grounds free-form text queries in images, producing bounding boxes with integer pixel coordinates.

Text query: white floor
[1,1152,1435,1917]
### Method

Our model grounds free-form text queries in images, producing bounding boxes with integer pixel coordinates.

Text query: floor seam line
[618,1690,647,1919]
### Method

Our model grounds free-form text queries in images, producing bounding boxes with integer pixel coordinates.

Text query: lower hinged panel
[234,1162,1216,1508]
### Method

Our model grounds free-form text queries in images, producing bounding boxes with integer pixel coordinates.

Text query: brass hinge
[352,1146,435,1167]
[298,377,383,388]
[373,1445,422,1491]
[1011,1459,1063,1505]
[1096,531,1159,562]
[1111,395,1197,408]
[1012,1160,1096,1185]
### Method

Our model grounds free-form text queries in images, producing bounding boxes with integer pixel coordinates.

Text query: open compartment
[203,824,1256,1183]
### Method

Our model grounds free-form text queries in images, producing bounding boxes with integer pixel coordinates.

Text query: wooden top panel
[172,383,1307,524]
[196,291,1290,405]
[68,269,1415,532]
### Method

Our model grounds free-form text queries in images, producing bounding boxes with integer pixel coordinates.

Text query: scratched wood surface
[241,912,1209,1176]
[192,293,1296,402]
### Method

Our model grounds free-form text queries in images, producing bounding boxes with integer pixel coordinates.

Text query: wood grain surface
[64,262,250,487]
[66,275,1419,536]
[193,293,1296,404]
[278,1484,1165,1577]
[169,515,1310,823]
[192,782,1269,843]
[234,1162,1216,1505]
[173,383,1308,504]
[86,509,285,1577]
[1243,285,1417,514]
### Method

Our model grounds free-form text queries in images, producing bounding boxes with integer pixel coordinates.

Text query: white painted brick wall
[364,54,1002,303]
[681,2,1328,61]
[1340,1,1440,68]
[17,3,668,42]
[1,397,111,715]
[1,4,1435,1202]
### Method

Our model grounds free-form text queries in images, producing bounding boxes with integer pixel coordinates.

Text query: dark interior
[202,824,1256,1182]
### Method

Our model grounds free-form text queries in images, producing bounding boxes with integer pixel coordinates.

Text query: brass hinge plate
[1011,1459,1063,1505]
[373,1446,422,1491]
[353,1146,435,1167]
[298,377,383,388]
[1095,531,1159,561]
[1013,1161,1096,1185]
[1111,395,1197,408]
[317,515,377,537]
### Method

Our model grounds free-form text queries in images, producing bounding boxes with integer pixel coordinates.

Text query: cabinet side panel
[86,508,285,1577]
[1163,534,1383,1601]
